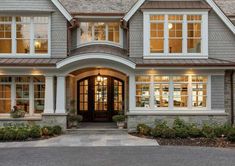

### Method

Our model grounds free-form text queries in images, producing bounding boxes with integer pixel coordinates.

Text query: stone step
[66,129,128,135]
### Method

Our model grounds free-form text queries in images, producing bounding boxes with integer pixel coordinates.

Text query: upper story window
[144,11,208,58]
[0,16,50,57]
[78,22,121,47]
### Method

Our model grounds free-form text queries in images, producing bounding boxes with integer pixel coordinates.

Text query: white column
[129,73,136,111]
[55,76,66,114]
[44,76,55,114]
[29,77,34,116]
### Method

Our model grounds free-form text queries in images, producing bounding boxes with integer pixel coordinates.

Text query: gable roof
[50,0,73,21]
[214,0,235,16]
[123,0,235,34]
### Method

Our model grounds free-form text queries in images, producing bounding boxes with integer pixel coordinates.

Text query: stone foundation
[127,114,229,132]
[0,114,67,131]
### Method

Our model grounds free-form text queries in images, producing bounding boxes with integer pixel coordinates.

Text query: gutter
[231,71,234,125]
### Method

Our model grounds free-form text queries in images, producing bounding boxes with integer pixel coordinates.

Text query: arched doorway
[77,75,124,122]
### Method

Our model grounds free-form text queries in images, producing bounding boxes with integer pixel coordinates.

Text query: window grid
[0,16,12,54]
[135,75,208,110]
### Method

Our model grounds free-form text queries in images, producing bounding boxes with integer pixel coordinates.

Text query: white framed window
[33,76,45,114]
[0,77,12,114]
[0,15,50,57]
[78,22,122,47]
[143,11,208,58]
[135,75,210,110]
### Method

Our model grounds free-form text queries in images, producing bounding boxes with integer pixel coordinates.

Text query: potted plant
[10,106,26,118]
[112,115,126,129]
[68,114,83,128]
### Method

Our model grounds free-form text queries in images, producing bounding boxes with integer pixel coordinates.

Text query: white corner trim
[206,0,235,34]
[56,53,136,69]
[123,0,145,22]
[50,0,73,21]
[123,0,235,34]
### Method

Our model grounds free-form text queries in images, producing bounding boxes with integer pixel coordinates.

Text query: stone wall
[127,115,229,132]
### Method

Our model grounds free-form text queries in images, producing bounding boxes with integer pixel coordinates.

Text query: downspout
[231,70,234,126]
[67,19,79,56]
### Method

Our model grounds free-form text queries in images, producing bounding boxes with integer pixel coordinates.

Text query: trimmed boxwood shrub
[227,128,235,142]
[188,127,202,138]
[151,121,168,138]
[16,129,30,141]
[3,128,17,141]
[41,126,54,136]
[137,124,151,136]
[30,126,42,138]
[53,126,62,135]
[161,128,176,139]
[174,128,189,138]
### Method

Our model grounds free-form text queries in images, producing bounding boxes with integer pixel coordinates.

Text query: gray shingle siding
[129,10,235,60]
[211,75,225,110]
[0,0,67,58]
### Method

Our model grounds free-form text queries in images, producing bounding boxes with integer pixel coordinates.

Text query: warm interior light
[168,23,173,29]
[34,41,41,48]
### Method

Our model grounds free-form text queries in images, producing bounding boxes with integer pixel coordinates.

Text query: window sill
[143,55,208,59]
[77,41,122,49]
[127,110,227,116]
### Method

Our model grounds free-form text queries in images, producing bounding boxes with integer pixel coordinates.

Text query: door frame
[77,75,125,122]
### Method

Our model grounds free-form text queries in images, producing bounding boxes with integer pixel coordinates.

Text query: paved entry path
[0,131,158,148]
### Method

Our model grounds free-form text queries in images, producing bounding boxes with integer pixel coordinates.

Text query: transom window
[135,75,209,110]
[144,12,208,58]
[79,22,121,45]
[0,16,50,56]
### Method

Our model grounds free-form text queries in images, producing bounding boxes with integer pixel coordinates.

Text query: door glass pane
[114,80,123,112]
[95,76,108,111]
[79,79,88,111]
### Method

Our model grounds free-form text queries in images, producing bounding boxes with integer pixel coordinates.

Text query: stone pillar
[55,76,66,114]
[224,70,234,125]
[44,76,55,114]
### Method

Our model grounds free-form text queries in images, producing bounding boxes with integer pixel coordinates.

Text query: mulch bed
[131,133,235,148]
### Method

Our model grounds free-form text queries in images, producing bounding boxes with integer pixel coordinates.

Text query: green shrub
[175,128,189,138]
[53,126,62,135]
[3,128,17,141]
[151,121,168,138]
[202,124,216,139]
[30,125,41,138]
[112,115,125,122]
[16,129,30,141]
[41,126,54,136]
[161,128,176,139]
[227,128,235,142]
[173,118,189,129]
[214,124,232,138]
[188,127,202,138]
[0,128,5,141]
[137,124,151,136]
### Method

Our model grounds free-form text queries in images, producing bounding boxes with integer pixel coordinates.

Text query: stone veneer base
[127,115,229,132]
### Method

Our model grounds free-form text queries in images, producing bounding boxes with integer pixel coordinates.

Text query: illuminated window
[173,76,188,107]
[0,17,12,53]
[154,76,169,107]
[0,77,11,113]
[34,76,45,114]
[192,76,207,108]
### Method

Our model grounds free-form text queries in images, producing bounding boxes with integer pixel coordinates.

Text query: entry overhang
[56,53,136,69]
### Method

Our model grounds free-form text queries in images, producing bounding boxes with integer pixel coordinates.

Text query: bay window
[144,11,208,58]
[79,22,121,46]
[135,75,209,110]
[0,16,50,56]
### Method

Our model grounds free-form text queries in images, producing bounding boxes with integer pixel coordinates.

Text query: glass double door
[77,76,124,122]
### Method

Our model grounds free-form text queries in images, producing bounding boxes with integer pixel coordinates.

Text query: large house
[0,0,235,131]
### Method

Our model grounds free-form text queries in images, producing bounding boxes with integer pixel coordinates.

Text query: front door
[77,75,124,122]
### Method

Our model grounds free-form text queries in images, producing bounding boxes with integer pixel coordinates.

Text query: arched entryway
[77,75,124,122]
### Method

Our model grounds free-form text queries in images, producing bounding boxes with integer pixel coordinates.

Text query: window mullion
[164,15,168,55]
[169,76,174,109]
[12,17,16,54]
[105,23,108,42]
[29,77,34,116]
[183,14,187,54]
[30,17,34,55]
[188,75,193,109]
[11,77,16,109]
[150,75,155,109]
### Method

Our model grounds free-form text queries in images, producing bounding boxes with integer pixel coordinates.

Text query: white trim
[123,0,145,22]
[50,0,73,22]
[143,11,208,58]
[123,0,235,34]
[56,53,136,69]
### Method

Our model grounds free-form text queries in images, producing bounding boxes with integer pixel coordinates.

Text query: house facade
[0,0,235,131]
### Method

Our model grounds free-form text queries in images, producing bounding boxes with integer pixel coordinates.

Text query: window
[0,17,12,53]
[79,22,120,45]
[192,76,207,108]
[0,16,50,56]
[135,75,209,110]
[15,77,30,113]
[135,76,151,108]
[154,76,169,107]
[144,12,208,57]
[34,77,45,114]
[0,77,11,113]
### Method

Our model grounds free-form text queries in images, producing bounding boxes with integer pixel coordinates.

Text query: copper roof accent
[0,58,63,67]
[70,44,129,59]
[141,1,211,10]
[132,58,235,67]
[72,13,125,16]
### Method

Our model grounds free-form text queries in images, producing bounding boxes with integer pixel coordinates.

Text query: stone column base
[41,113,67,131]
